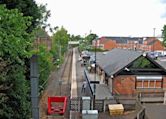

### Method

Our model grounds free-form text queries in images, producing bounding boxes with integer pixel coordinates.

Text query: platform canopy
[68,41,80,45]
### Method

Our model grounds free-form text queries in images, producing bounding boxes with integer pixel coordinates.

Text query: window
[136,76,162,89]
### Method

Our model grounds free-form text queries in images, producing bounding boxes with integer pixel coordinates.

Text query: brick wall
[34,37,52,51]
[152,40,164,51]
[103,40,117,50]
[112,75,136,95]
[112,75,166,95]
[163,77,166,90]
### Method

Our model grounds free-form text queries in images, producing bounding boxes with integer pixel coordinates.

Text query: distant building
[34,28,52,51]
[92,36,164,51]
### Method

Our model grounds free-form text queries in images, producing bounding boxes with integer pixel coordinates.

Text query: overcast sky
[35,0,166,37]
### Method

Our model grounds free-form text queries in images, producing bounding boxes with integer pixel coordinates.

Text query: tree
[78,33,98,51]
[0,5,32,118]
[36,45,53,92]
[52,27,70,60]
[70,34,83,41]
[162,25,166,46]
[0,0,50,32]
[85,33,98,44]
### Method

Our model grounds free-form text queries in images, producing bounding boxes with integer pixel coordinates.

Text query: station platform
[84,69,113,100]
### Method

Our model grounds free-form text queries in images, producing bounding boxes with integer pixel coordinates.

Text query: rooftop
[96,49,142,76]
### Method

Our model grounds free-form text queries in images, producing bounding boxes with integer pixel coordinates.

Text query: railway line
[39,48,73,119]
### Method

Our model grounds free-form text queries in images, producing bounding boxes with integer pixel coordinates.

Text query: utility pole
[153,28,156,51]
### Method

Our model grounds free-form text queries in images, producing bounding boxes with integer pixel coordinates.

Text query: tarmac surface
[144,103,166,119]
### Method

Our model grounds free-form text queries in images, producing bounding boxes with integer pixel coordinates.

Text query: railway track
[39,49,73,119]
[59,49,72,96]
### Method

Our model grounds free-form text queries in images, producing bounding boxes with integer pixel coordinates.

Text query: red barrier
[47,96,67,115]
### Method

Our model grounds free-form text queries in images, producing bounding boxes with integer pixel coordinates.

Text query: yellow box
[108,104,124,116]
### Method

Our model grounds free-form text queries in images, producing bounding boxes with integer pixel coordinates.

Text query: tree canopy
[0,0,50,32]
[162,25,166,46]
[85,33,98,44]
[52,27,70,60]
[0,5,32,118]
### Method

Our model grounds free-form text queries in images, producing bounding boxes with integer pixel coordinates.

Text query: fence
[83,69,93,95]
[135,100,146,119]
[69,97,105,112]
[136,107,145,119]
[70,97,82,112]
[69,96,137,113]
[139,92,164,103]
[94,99,104,112]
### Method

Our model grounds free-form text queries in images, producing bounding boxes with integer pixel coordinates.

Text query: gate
[94,99,104,112]
[70,97,94,112]
[70,97,82,112]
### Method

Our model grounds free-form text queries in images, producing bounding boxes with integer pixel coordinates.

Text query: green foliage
[85,33,98,44]
[78,33,98,52]
[162,25,166,47]
[37,45,53,91]
[0,5,32,118]
[79,43,88,51]
[130,56,156,68]
[88,47,108,52]
[70,34,83,41]
[0,0,50,32]
[0,64,30,119]
[52,27,70,60]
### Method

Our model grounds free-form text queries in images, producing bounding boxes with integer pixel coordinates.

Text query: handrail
[84,69,93,95]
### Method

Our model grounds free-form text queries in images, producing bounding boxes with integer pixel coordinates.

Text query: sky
[35,0,166,37]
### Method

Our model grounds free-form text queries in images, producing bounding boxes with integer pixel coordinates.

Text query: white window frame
[136,76,162,89]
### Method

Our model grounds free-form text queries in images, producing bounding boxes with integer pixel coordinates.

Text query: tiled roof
[155,60,166,70]
[147,40,157,45]
[96,49,143,76]
[101,36,143,44]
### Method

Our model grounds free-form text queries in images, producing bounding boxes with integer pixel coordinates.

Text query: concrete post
[30,55,39,119]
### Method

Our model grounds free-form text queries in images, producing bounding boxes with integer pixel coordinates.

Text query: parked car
[147,51,163,59]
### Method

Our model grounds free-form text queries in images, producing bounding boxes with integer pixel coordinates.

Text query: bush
[37,45,53,91]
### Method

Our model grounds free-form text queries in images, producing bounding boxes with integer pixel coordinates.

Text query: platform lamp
[93,38,97,110]
[153,28,156,52]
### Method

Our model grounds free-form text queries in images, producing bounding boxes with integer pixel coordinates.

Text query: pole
[93,39,97,109]
[30,55,39,119]
[153,28,156,38]
[153,28,156,51]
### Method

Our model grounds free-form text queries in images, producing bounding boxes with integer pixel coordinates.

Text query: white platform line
[71,48,77,98]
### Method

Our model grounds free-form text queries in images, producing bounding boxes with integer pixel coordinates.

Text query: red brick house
[94,37,117,50]
[93,36,164,51]
[96,49,166,102]
[144,37,164,51]
[34,28,52,51]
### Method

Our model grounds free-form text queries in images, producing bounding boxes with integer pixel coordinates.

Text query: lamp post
[153,28,156,51]
[93,39,97,109]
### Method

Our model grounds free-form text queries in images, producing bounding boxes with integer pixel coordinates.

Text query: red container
[47,96,67,115]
